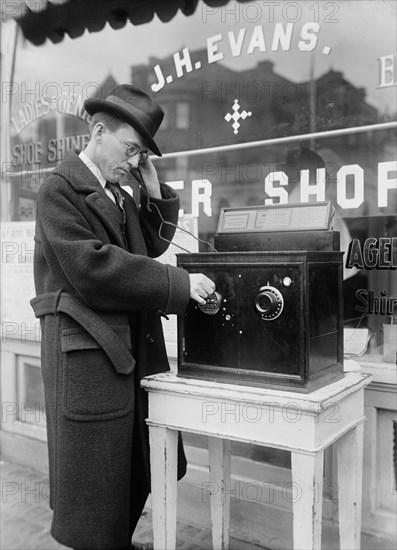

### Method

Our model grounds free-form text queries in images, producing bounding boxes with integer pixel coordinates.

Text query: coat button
[146,333,155,344]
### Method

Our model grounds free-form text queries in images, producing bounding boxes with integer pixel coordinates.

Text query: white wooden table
[141,371,372,550]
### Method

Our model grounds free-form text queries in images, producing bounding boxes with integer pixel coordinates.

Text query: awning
[1,0,246,46]
[1,0,70,21]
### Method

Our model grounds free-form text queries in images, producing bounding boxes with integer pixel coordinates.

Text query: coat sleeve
[36,179,190,314]
[139,183,180,258]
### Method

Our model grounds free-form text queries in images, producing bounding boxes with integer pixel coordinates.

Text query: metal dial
[254,286,284,320]
[198,292,222,315]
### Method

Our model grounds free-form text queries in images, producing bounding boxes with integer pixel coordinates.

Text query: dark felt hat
[84,84,164,156]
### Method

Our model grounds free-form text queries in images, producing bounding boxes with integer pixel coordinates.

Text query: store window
[176,101,190,129]
[16,356,45,427]
[3,1,396,463]
[394,421,397,490]
[160,102,170,129]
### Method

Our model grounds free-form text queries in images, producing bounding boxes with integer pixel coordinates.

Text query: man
[30,84,215,550]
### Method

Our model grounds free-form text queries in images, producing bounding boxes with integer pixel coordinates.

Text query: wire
[134,168,218,253]
[343,313,369,326]
[146,198,219,254]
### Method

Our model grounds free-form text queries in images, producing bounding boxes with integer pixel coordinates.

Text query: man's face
[98,123,149,183]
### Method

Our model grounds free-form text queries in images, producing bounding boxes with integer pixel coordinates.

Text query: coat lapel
[85,192,127,249]
[122,195,148,254]
[54,150,127,249]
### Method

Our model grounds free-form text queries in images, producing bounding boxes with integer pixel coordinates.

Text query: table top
[141,370,372,411]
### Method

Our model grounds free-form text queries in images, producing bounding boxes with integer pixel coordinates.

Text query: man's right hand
[189,273,216,305]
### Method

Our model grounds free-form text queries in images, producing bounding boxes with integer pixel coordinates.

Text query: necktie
[105,181,126,224]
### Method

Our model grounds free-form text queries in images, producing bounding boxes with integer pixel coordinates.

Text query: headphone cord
[135,169,218,254]
[146,198,219,254]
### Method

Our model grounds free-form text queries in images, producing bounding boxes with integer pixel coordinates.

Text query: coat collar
[54,149,104,194]
[54,149,127,248]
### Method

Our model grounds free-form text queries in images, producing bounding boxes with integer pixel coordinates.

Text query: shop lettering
[172,161,396,216]
[264,162,397,209]
[151,22,322,92]
[47,134,90,163]
[167,179,212,218]
[377,54,397,89]
[9,153,397,214]
[12,142,42,164]
[12,134,90,165]
[346,238,397,269]
[11,93,89,135]
[355,289,397,315]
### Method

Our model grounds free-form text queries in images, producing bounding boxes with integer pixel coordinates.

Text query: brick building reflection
[131,48,379,153]
[129,48,391,229]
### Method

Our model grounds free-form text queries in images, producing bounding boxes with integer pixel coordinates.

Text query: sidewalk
[1,461,268,550]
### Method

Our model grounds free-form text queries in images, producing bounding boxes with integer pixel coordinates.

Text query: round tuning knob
[254,286,284,320]
[198,292,222,315]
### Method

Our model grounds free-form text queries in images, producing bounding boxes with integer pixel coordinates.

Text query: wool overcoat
[30,150,191,549]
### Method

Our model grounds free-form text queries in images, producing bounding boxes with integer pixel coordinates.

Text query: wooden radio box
[177,203,344,392]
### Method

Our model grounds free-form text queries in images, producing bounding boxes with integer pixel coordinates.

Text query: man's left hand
[131,157,162,199]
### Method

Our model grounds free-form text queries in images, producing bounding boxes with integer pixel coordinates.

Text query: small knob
[254,286,284,321]
[255,291,278,314]
[198,292,222,315]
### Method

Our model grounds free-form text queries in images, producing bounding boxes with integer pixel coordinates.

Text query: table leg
[335,422,364,550]
[291,450,324,550]
[149,425,178,550]
[208,437,231,550]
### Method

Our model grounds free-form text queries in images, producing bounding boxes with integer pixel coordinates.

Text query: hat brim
[84,98,162,157]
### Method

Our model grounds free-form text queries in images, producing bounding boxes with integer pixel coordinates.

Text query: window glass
[7,0,397,359]
[176,102,190,129]
[16,358,45,426]
[394,421,397,490]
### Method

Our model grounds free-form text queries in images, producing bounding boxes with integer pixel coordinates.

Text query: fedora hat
[84,84,164,156]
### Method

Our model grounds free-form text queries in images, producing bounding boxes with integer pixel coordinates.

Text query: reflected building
[129,49,388,229]
[131,49,379,154]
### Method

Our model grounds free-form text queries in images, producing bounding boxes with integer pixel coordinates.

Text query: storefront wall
[1,0,396,543]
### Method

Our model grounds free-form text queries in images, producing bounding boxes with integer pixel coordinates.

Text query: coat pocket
[61,326,134,421]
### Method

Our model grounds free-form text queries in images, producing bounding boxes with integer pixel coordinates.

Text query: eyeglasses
[106,127,149,163]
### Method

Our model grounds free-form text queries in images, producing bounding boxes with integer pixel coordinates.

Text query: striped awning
[1,0,245,46]
[1,0,70,20]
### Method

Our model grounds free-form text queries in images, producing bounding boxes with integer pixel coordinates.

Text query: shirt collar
[79,150,106,189]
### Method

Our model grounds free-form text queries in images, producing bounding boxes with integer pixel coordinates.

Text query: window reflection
[7,0,397,361]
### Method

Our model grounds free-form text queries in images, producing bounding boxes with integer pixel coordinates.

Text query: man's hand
[189,273,216,305]
[130,157,161,199]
